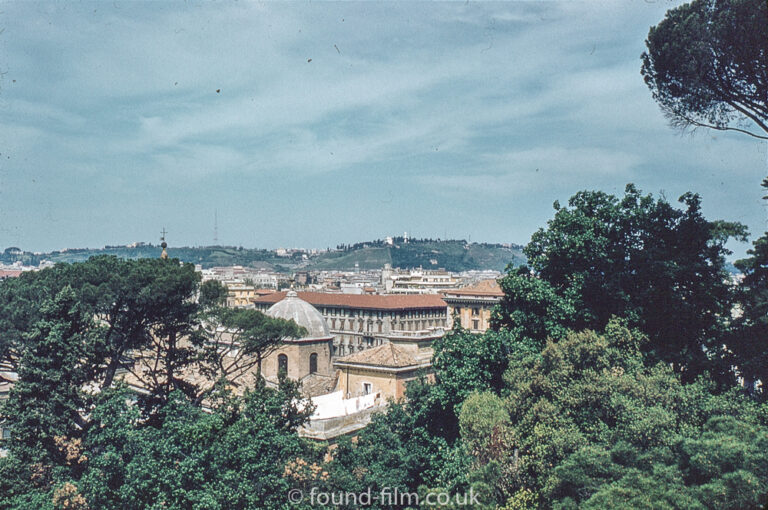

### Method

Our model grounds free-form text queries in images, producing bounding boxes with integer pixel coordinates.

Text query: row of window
[322,307,445,319]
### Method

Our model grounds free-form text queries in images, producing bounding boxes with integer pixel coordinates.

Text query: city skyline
[1,1,766,257]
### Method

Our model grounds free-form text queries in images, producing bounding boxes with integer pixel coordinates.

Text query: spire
[160,227,168,259]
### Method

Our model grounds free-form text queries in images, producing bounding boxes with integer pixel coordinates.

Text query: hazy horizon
[2,1,766,257]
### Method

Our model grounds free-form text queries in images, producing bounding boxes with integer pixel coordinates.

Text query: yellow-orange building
[441,279,504,333]
[224,281,258,307]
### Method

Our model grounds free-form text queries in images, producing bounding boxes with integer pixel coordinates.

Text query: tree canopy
[495,184,746,383]
[641,0,768,139]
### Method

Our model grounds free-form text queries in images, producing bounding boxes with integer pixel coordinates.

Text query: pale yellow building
[441,279,504,333]
[224,281,258,308]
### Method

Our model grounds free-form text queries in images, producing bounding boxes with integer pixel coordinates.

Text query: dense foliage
[641,0,768,139]
[2,0,766,505]
[494,185,747,384]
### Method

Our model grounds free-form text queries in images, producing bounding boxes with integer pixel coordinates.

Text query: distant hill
[0,239,525,273]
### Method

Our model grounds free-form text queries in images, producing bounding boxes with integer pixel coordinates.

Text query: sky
[0,1,766,258]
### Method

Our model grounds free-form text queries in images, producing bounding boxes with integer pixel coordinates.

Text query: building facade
[441,279,504,333]
[260,291,335,384]
[252,292,448,357]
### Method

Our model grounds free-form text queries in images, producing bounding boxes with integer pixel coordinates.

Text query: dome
[267,290,331,339]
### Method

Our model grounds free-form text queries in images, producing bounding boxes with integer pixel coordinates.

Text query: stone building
[441,279,504,332]
[252,292,448,357]
[260,291,335,393]
[333,330,438,401]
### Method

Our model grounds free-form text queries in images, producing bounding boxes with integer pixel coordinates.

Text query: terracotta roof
[334,343,422,368]
[442,279,504,297]
[252,291,447,310]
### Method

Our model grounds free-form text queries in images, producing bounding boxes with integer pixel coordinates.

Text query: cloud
[423,146,640,195]
[1,0,764,255]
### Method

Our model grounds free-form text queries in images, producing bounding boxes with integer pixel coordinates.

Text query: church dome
[267,291,331,339]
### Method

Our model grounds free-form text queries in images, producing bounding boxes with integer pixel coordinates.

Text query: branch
[726,99,768,135]
[673,110,768,140]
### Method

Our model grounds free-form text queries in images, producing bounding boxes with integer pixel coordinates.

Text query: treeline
[5,241,523,273]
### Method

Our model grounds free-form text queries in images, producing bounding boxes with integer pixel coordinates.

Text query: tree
[510,184,746,382]
[641,0,768,139]
[429,326,528,441]
[77,378,314,510]
[0,256,202,394]
[730,178,768,399]
[500,320,768,509]
[325,382,471,510]
[195,307,305,404]
[491,266,576,349]
[1,287,95,478]
[198,279,228,308]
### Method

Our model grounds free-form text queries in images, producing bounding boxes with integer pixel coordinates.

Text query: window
[472,307,480,316]
[309,353,318,374]
[278,354,288,374]
[362,382,372,395]
[473,319,479,330]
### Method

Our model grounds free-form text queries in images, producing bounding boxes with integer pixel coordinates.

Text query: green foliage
[328,397,456,497]
[0,255,202,394]
[1,287,95,467]
[459,392,511,462]
[505,184,746,382]
[432,328,503,406]
[198,279,228,308]
[641,0,768,139]
[500,321,768,509]
[196,306,306,399]
[730,180,768,399]
[76,380,310,510]
[491,266,576,349]
[500,488,539,510]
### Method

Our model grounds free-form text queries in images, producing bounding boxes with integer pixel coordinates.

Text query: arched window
[309,353,318,374]
[278,354,288,374]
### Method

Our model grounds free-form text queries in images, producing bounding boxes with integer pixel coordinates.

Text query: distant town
[0,235,524,274]
[1,235,512,440]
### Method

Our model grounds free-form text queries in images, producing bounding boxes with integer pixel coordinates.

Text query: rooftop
[266,291,332,339]
[334,343,425,369]
[253,291,447,310]
[442,279,504,298]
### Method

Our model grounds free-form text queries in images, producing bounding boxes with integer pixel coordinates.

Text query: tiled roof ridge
[442,278,504,297]
[335,342,420,368]
[253,291,447,309]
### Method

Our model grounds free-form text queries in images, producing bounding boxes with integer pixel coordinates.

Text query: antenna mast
[214,209,219,245]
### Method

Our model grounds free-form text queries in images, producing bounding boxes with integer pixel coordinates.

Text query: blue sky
[1,1,766,258]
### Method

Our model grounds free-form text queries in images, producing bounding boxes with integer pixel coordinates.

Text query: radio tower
[214,209,219,245]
